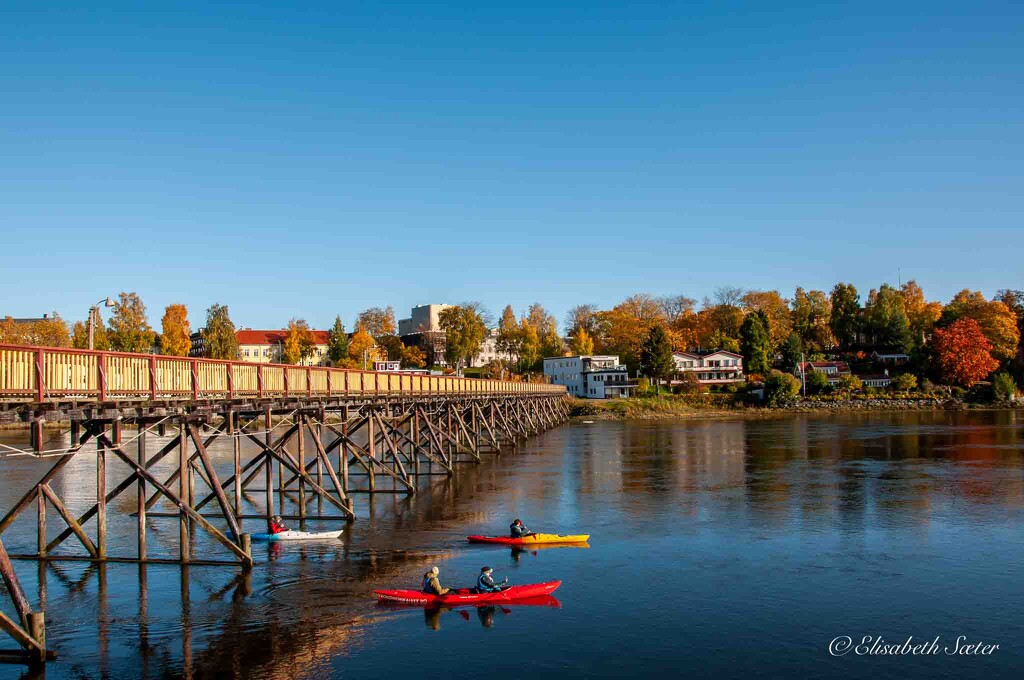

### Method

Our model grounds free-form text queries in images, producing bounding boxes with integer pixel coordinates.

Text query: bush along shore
[569,393,1019,420]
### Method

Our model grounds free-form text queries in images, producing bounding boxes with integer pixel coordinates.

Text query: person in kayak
[269,516,288,534]
[477,566,508,593]
[422,566,450,596]
[509,519,535,539]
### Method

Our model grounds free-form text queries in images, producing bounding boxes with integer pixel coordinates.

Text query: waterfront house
[870,350,910,365]
[796,360,852,386]
[857,373,892,388]
[543,355,634,398]
[672,350,744,385]
[235,329,331,366]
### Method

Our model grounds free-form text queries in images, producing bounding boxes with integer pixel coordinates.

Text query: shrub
[951,386,967,400]
[672,372,701,395]
[807,370,831,395]
[992,372,1018,402]
[764,370,801,407]
[838,374,863,392]
[892,373,917,391]
[920,378,936,394]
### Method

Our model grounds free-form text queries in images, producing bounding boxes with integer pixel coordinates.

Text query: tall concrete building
[398,304,453,335]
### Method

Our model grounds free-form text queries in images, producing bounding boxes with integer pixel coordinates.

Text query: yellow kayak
[467,533,590,545]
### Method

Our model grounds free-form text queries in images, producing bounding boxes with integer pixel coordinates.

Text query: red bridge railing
[0,344,564,403]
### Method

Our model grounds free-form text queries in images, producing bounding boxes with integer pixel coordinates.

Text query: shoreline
[568,397,1022,421]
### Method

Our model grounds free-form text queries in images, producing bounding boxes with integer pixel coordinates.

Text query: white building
[543,355,633,399]
[398,304,453,336]
[672,350,744,384]
[236,329,331,366]
[469,328,518,368]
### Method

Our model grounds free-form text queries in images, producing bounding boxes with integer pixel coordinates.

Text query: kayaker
[269,516,288,534]
[422,566,450,595]
[476,566,508,593]
[509,519,534,539]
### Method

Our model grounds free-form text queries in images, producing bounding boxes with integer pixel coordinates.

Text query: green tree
[539,318,563,359]
[326,316,349,365]
[829,283,861,349]
[780,333,803,372]
[791,288,833,350]
[739,310,772,376]
[377,334,406,363]
[108,292,156,353]
[204,304,239,360]
[892,373,918,391]
[438,304,488,371]
[639,325,675,394]
[160,304,191,356]
[806,370,830,394]
[71,318,109,350]
[838,373,863,393]
[764,370,801,406]
[864,284,911,351]
[992,372,1017,402]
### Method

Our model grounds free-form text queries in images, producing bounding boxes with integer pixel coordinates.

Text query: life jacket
[271,522,286,534]
[510,523,527,537]
[422,574,432,593]
[477,572,498,592]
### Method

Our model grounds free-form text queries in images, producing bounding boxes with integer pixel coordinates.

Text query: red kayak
[375,580,561,605]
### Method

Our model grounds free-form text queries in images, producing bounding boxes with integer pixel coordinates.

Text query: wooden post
[231,412,242,516]
[240,533,252,569]
[138,424,146,561]
[96,434,107,560]
[367,410,376,492]
[297,414,306,518]
[36,489,45,558]
[0,539,31,628]
[179,425,190,562]
[27,612,45,664]
[341,409,349,496]
[265,408,274,524]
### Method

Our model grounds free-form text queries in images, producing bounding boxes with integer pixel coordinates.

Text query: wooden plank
[187,425,242,540]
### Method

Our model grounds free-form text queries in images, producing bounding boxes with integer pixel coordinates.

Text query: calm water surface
[0,410,1022,679]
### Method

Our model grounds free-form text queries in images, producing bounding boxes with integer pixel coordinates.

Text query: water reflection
[0,410,1022,678]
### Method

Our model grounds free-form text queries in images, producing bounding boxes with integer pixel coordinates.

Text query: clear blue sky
[2,1,1021,332]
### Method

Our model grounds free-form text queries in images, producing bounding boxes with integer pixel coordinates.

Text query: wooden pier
[0,343,569,664]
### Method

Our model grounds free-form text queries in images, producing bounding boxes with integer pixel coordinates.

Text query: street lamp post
[88,297,115,350]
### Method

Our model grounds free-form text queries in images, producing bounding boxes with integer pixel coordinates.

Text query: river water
[0,410,1022,679]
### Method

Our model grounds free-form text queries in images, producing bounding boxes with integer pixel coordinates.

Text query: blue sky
[1,1,1021,332]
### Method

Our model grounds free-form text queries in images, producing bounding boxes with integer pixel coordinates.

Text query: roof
[673,349,742,359]
[798,361,851,372]
[236,329,330,345]
[856,373,892,381]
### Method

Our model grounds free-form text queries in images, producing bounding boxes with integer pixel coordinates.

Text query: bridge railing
[0,344,565,403]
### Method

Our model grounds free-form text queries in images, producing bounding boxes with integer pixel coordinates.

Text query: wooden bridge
[0,343,569,664]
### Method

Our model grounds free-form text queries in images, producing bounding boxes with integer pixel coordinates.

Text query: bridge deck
[0,344,563,407]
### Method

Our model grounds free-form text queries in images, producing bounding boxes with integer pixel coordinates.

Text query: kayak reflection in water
[476,566,509,593]
[422,566,451,596]
[510,519,536,538]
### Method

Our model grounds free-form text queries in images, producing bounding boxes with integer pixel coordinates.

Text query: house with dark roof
[796,360,852,386]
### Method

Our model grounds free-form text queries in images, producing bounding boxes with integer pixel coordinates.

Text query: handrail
[0,344,564,403]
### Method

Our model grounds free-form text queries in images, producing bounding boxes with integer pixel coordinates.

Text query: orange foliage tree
[932,318,999,386]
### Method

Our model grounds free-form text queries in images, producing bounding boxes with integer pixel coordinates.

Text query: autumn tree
[108,292,156,353]
[791,288,833,351]
[828,283,861,349]
[863,285,911,351]
[900,281,942,347]
[517,320,541,373]
[438,304,488,371]
[204,304,239,360]
[570,327,595,355]
[740,310,772,376]
[658,295,697,326]
[639,325,676,394]
[348,323,378,367]
[495,305,521,368]
[539,317,563,359]
[282,319,316,364]
[356,306,397,338]
[402,344,427,368]
[160,304,191,356]
[0,317,21,344]
[594,294,667,372]
[72,318,109,350]
[931,318,999,387]
[327,316,349,365]
[2,314,70,347]
[741,290,791,350]
[940,290,1020,362]
[565,304,601,338]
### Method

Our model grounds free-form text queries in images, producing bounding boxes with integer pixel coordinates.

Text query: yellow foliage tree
[900,281,942,346]
[160,304,191,356]
[282,318,316,365]
[569,327,595,355]
[348,323,379,368]
[107,292,156,353]
[741,290,792,350]
[0,315,70,347]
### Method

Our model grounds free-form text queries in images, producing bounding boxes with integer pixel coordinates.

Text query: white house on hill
[672,350,744,384]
